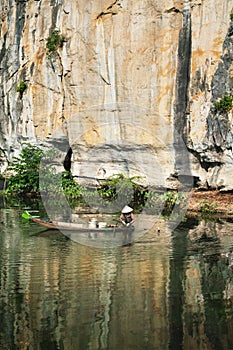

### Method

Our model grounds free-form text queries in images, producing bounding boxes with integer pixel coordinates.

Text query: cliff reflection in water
[1,208,233,349]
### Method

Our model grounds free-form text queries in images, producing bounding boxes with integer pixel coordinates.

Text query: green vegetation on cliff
[214,95,233,113]
[46,28,65,57]
[5,144,43,195]
[3,144,188,217]
[16,81,27,97]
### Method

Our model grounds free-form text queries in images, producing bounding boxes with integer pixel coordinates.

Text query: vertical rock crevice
[174,8,192,141]
[173,5,192,184]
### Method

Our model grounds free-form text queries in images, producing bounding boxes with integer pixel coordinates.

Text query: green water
[1,202,233,349]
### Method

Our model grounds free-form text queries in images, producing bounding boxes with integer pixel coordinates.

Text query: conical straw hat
[121,205,133,213]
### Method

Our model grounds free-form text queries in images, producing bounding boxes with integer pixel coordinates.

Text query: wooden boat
[31,217,134,233]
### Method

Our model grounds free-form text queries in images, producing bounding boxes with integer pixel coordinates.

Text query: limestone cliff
[1,0,233,190]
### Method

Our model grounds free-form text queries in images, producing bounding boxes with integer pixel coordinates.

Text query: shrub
[97,174,145,203]
[159,191,187,216]
[46,28,65,57]
[199,199,217,217]
[214,95,233,113]
[5,144,43,195]
[62,171,84,199]
[143,190,187,216]
[16,81,27,96]
[230,13,233,21]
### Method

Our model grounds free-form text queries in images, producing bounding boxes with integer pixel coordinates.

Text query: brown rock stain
[34,47,46,66]
[83,127,100,146]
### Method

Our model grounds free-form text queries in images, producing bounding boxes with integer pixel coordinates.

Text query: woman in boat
[120,205,135,226]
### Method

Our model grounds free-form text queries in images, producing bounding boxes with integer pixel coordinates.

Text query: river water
[1,201,233,350]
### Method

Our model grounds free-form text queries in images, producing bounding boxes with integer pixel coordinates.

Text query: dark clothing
[120,213,135,225]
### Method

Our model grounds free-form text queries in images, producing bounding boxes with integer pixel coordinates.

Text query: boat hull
[31,217,134,233]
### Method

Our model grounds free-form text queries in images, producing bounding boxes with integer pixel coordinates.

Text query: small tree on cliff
[46,28,65,58]
[214,95,233,114]
[16,81,27,98]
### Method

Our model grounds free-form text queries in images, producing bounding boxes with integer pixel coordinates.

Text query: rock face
[1,0,233,190]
